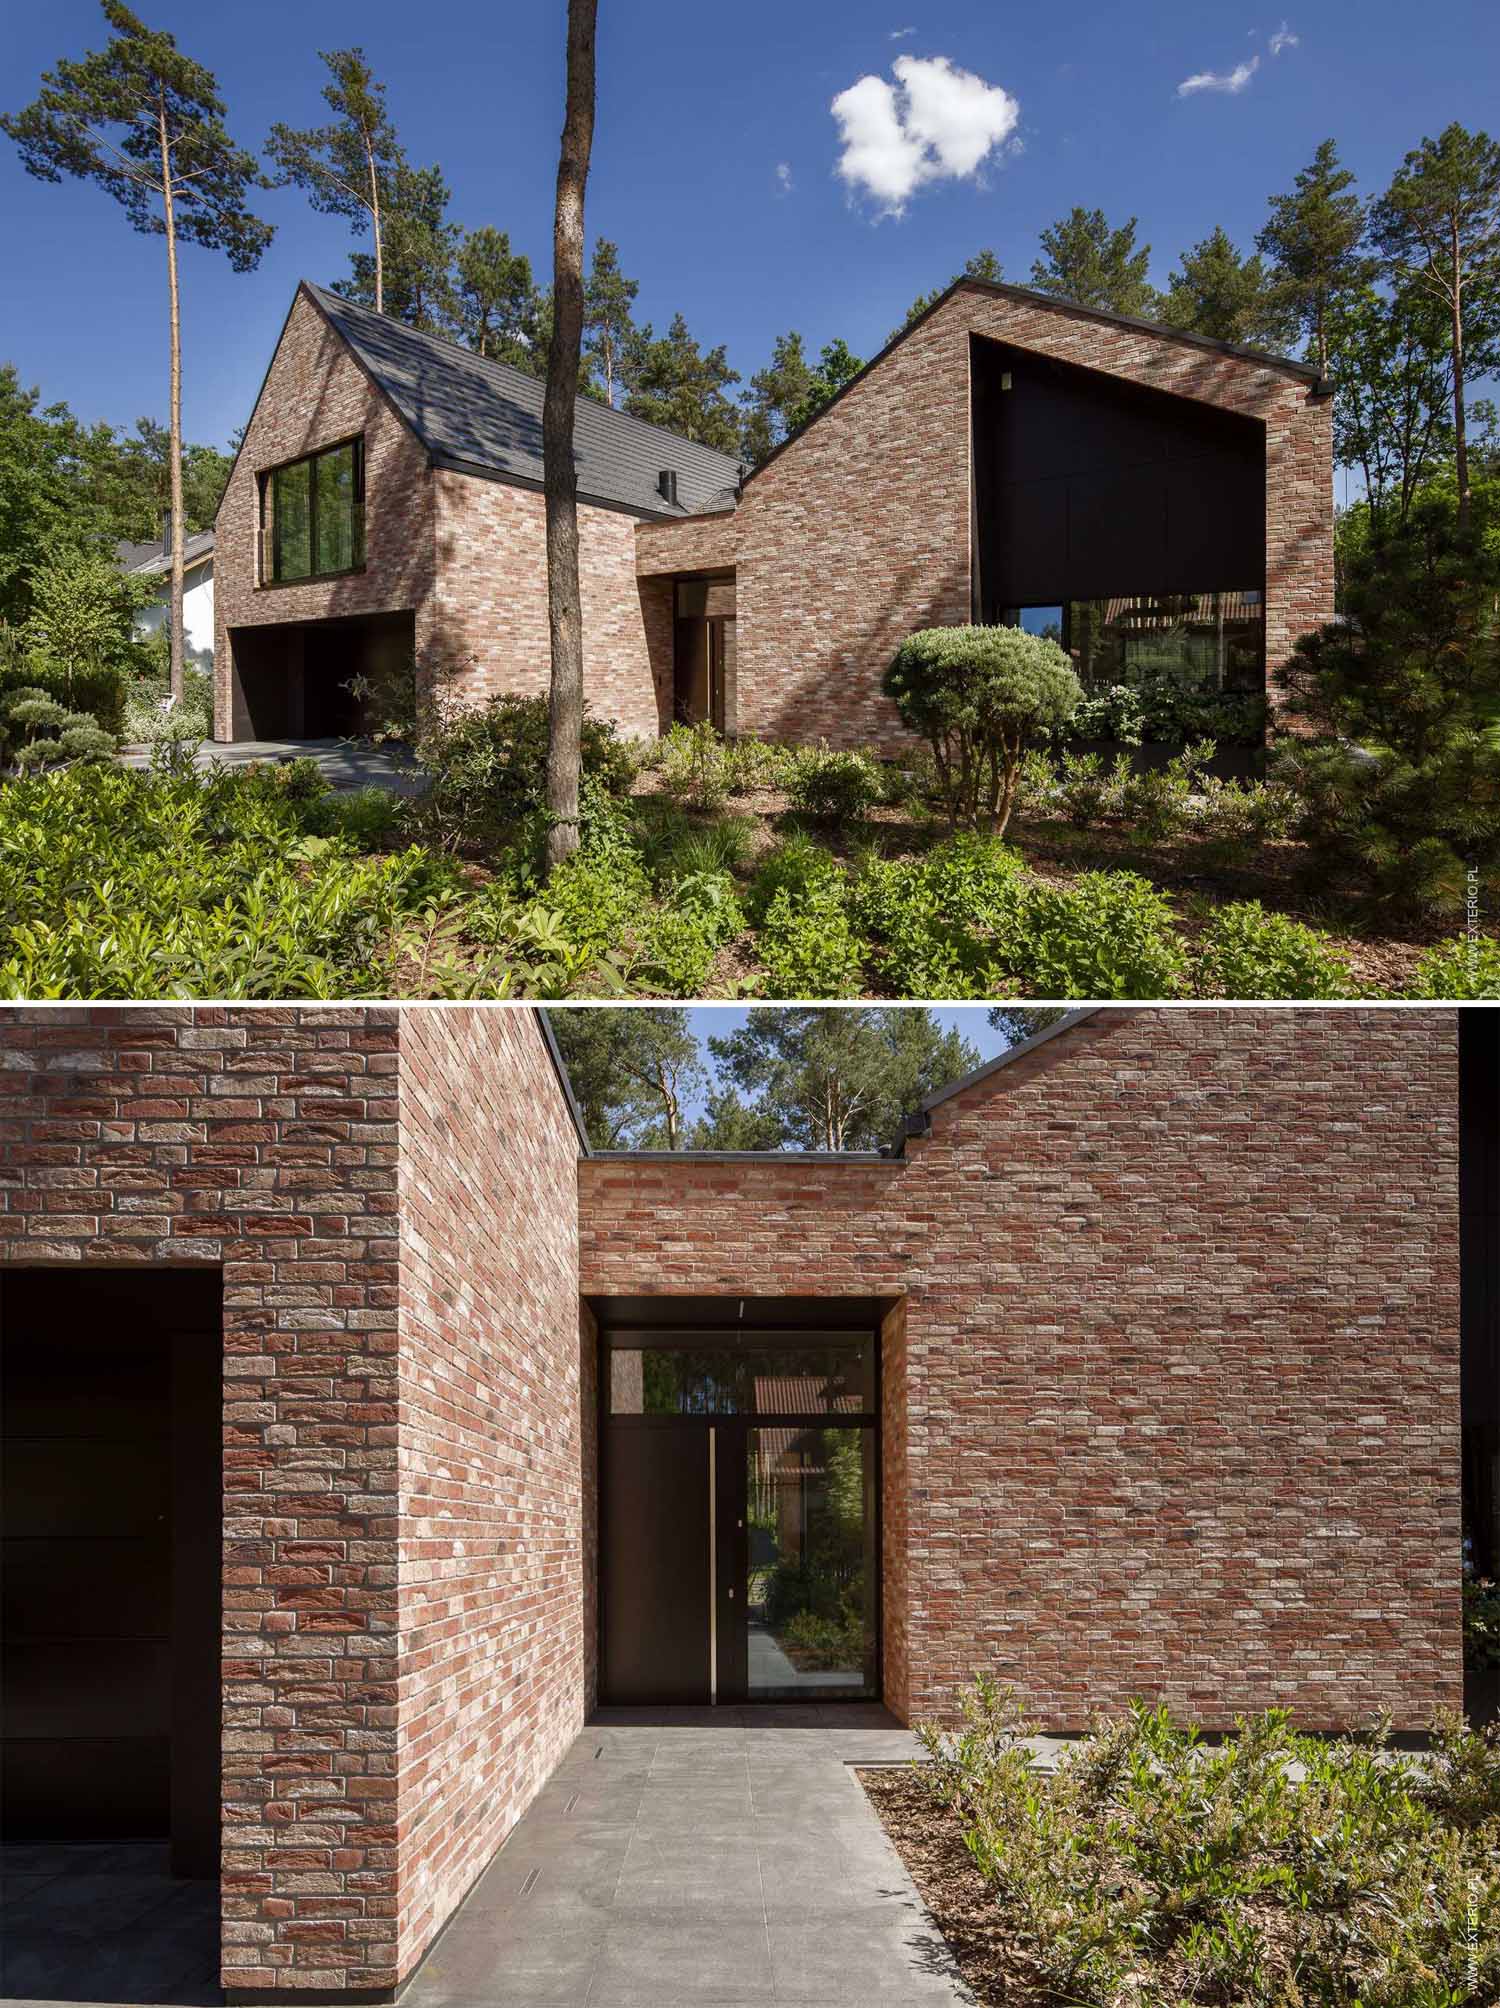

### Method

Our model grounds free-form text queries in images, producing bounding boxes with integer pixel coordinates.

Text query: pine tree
[4,2,272,700]
[1372,123,1500,529]
[584,238,639,407]
[624,313,742,453]
[452,226,542,367]
[1030,209,1158,318]
[741,331,815,466]
[1160,226,1294,349]
[1257,138,1372,376]
[265,49,399,315]
[334,159,456,333]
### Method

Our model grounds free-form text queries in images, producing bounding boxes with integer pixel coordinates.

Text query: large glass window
[262,439,364,583]
[609,1342,874,1417]
[1059,592,1264,694]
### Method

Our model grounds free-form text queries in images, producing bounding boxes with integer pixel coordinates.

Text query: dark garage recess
[0,1269,222,1876]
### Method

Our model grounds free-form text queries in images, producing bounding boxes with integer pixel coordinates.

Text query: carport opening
[227,607,415,741]
[0,1269,223,1879]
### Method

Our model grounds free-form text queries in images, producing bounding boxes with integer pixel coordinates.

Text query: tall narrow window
[261,437,364,584]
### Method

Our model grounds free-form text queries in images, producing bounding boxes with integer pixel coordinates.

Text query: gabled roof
[303,282,743,521]
[116,529,215,577]
[741,275,1329,493]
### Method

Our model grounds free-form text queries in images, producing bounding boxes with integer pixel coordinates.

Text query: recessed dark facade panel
[971,333,1266,613]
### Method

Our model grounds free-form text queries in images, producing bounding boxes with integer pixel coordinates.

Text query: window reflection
[608,1344,873,1416]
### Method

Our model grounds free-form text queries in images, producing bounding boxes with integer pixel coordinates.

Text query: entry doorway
[597,1302,882,1706]
[672,576,736,733]
[0,1270,223,1877]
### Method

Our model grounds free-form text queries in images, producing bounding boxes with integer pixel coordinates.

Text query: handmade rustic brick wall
[644,284,1333,752]
[0,1006,404,1992]
[879,1296,910,1723]
[393,1007,588,1982]
[579,1008,1460,1730]
[214,292,437,742]
[430,472,666,735]
[0,1004,591,1999]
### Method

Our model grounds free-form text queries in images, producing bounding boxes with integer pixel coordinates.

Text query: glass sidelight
[744,1425,877,1699]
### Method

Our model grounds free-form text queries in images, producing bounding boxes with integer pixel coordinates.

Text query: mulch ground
[857,1767,1047,2007]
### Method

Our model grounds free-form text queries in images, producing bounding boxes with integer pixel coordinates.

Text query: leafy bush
[314,786,408,853]
[746,832,844,925]
[1196,901,1360,999]
[787,746,883,823]
[655,719,733,810]
[1,685,117,774]
[638,870,744,994]
[1053,748,1116,828]
[0,652,127,737]
[413,693,634,853]
[885,624,1081,836]
[122,661,214,745]
[1196,774,1300,861]
[634,804,756,883]
[1020,872,1188,999]
[1416,934,1500,1000]
[1115,739,1214,844]
[914,1678,1500,2008]
[852,835,1029,997]
[724,735,800,794]
[758,876,866,998]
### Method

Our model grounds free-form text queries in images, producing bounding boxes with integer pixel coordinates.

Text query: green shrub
[317,786,408,853]
[787,746,883,823]
[746,832,844,925]
[724,735,799,794]
[1415,933,1500,1000]
[1196,774,1299,860]
[122,662,214,745]
[1115,739,1213,844]
[915,1679,1500,2008]
[0,653,126,737]
[1054,748,1114,828]
[635,806,756,884]
[655,720,732,810]
[1020,871,1188,999]
[885,624,1081,835]
[1196,900,1361,999]
[758,876,866,998]
[413,693,634,853]
[638,870,744,993]
[852,835,1028,997]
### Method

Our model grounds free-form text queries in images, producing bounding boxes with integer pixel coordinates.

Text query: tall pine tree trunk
[543,0,597,872]
[1451,219,1470,531]
[366,123,384,315]
[159,89,185,703]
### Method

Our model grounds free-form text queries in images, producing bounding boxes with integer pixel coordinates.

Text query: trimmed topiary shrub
[885,624,1081,836]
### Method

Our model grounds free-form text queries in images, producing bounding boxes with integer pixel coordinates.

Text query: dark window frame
[257,435,366,588]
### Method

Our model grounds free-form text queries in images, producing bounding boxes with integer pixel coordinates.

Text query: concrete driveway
[406,1705,975,2007]
[118,738,427,797]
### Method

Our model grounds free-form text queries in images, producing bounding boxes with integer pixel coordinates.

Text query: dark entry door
[601,1428,711,1702]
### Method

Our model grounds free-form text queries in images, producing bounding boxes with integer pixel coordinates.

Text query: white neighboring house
[116,524,215,670]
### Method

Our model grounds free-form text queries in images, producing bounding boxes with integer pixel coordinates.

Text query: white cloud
[1176,55,1260,96]
[775,160,794,194]
[831,54,1021,215]
[1269,21,1299,54]
[889,25,916,37]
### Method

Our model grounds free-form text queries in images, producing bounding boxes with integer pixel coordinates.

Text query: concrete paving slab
[400,1706,970,2008]
[118,737,427,796]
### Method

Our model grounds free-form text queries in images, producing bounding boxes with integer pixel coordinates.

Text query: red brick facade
[219,281,1332,752]
[0,1005,585,1998]
[639,283,1334,749]
[213,291,668,742]
[0,1003,1460,1998]
[579,1008,1460,1729]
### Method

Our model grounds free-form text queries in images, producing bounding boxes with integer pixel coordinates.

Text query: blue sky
[677,1005,1011,1131]
[3,0,1495,463]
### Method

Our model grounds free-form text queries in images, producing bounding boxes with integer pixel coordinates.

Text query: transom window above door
[259,437,365,584]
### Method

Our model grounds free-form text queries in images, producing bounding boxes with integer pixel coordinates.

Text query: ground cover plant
[0,688,1491,998]
[861,1677,1500,2008]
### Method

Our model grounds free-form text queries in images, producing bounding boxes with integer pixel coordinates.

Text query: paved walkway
[0,1841,218,2004]
[118,737,426,796]
[406,1704,976,2006]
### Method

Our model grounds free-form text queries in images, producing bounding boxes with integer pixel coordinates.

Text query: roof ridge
[303,280,741,474]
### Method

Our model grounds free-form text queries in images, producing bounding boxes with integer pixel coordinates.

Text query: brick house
[0,1003,1465,1999]
[213,278,1333,751]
